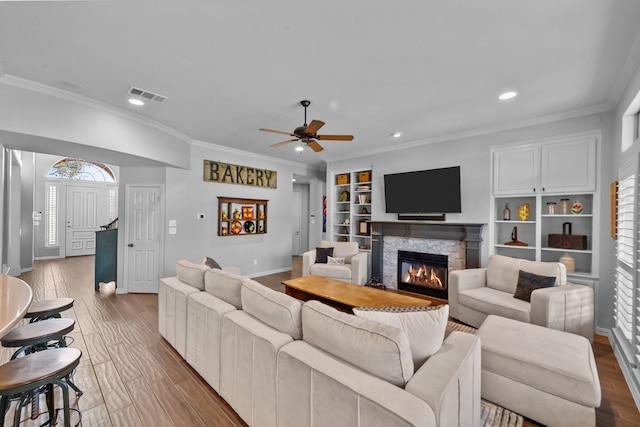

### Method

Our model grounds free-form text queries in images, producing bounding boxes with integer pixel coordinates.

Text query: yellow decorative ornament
[517,203,530,221]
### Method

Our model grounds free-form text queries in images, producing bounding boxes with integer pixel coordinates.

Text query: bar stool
[0,347,82,427]
[24,298,74,323]
[1,319,83,397]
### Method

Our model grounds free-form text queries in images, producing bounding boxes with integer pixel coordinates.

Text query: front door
[65,184,101,257]
[125,185,162,293]
[292,190,301,255]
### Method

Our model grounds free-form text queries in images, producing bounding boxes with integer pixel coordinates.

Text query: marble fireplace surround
[369,221,486,290]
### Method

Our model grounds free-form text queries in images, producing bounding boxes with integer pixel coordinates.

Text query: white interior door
[125,185,162,293]
[65,184,100,257]
[292,190,301,255]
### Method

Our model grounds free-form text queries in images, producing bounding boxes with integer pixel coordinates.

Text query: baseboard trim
[246,266,292,278]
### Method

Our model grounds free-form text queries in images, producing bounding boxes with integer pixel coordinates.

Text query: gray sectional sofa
[158,260,482,427]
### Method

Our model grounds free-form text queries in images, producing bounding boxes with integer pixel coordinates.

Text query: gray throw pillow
[513,269,556,302]
[203,256,222,270]
[315,247,334,264]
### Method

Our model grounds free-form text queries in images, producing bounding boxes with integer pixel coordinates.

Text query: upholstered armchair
[449,254,594,341]
[302,240,368,285]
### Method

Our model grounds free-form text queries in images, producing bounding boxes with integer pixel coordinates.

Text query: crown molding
[327,104,613,163]
[0,74,192,144]
[609,29,640,106]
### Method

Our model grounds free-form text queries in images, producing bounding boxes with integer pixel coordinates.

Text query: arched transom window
[47,158,116,182]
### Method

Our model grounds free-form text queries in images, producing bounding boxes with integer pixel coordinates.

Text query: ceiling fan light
[295,145,304,152]
[392,131,402,138]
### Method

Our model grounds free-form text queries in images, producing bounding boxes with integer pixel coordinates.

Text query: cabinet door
[540,138,596,193]
[493,146,539,195]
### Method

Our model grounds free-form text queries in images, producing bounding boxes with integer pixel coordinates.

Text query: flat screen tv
[384,166,462,214]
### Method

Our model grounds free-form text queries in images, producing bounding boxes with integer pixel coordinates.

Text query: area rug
[446,321,525,427]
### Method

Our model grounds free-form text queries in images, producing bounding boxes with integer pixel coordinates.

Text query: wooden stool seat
[25,298,73,322]
[0,348,82,427]
[1,318,75,348]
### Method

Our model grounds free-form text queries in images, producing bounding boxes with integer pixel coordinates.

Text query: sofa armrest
[350,251,369,285]
[530,283,594,342]
[448,268,487,320]
[406,331,482,427]
[302,250,317,277]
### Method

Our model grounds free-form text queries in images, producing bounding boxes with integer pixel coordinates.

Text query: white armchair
[302,240,368,285]
[449,254,594,341]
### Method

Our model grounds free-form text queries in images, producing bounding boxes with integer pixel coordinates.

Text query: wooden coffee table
[283,275,431,313]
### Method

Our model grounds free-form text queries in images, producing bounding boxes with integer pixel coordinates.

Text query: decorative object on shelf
[548,222,587,250]
[560,253,576,272]
[244,220,255,233]
[337,174,350,185]
[560,199,571,215]
[517,203,530,221]
[504,226,528,246]
[230,220,242,234]
[339,190,350,202]
[242,206,254,219]
[221,211,228,220]
[546,202,556,215]
[344,218,350,225]
[203,159,277,188]
[358,220,369,235]
[571,200,583,214]
[361,207,369,214]
[258,207,265,219]
[341,227,348,235]
[233,209,241,219]
[359,244,370,250]
[358,171,371,182]
[339,236,348,242]
[258,225,264,233]
[357,194,368,204]
[503,203,511,220]
[221,227,228,235]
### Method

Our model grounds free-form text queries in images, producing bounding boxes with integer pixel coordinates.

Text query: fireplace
[397,250,448,299]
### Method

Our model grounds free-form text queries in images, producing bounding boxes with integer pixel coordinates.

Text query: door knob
[127,243,134,247]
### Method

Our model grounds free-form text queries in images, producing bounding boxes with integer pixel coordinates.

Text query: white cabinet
[493,136,596,195]
[331,169,372,251]
[491,133,599,278]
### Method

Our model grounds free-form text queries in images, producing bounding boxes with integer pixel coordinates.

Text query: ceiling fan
[260,100,354,152]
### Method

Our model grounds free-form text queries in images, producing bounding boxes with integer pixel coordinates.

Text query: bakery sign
[203,160,277,189]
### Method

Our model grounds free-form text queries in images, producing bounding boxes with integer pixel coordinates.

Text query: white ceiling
[1,1,640,170]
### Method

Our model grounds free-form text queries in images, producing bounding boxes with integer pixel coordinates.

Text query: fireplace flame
[402,264,444,289]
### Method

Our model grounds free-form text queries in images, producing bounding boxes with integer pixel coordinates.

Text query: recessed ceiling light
[128,98,144,106]
[295,145,304,152]
[392,131,402,138]
[498,91,518,101]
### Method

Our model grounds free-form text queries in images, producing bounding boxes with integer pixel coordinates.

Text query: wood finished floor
[2,255,639,426]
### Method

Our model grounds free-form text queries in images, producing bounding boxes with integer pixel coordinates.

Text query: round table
[0,275,33,338]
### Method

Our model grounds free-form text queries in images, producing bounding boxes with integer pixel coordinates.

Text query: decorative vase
[517,203,530,221]
[560,253,576,271]
[503,203,511,221]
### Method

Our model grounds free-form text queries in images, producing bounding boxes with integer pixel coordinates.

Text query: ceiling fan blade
[270,139,299,148]
[260,128,296,137]
[307,140,324,152]
[316,134,354,141]
[304,120,325,135]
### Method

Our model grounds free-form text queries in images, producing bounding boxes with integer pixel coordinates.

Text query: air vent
[127,86,168,103]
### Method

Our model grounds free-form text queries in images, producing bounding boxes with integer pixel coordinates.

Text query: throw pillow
[513,269,556,302]
[315,247,334,264]
[203,256,222,270]
[327,256,345,265]
[352,304,449,369]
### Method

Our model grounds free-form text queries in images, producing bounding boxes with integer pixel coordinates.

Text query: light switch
[169,220,177,227]
[169,227,177,234]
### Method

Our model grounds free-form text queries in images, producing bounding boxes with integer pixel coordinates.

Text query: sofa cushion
[309,263,352,280]
[486,254,566,294]
[327,256,345,265]
[459,287,530,323]
[302,300,414,387]
[204,268,244,309]
[315,247,334,264]
[319,240,359,263]
[513,270,556,302]
[175,259,208,290]
[352,305,449,369]
[241,279,303,339]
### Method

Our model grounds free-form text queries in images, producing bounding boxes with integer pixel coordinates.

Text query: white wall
[327,112,613,328]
